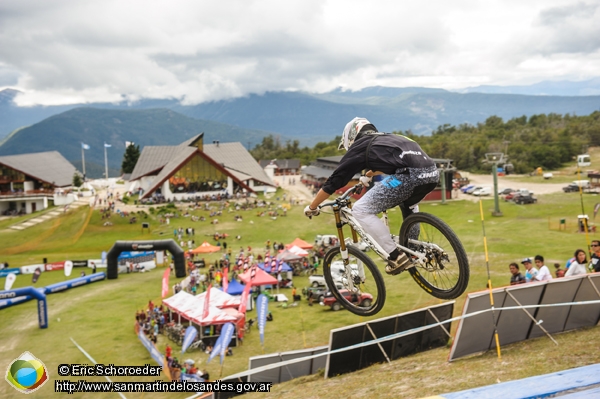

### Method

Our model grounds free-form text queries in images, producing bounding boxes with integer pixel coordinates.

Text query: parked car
[466,185,483,194]
[314,234,339,247]
[321,289,373,311]
[302,282,343,303]
[460,184,475,193]
[309,262,358,287]
[515,192,537,204]
[498,188,514,195]
[563,183,580,193]
[472,187,492,196]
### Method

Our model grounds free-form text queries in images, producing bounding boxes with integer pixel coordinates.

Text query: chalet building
[129,134,275,201]
[0,151,78,215]
[259,159,301,175]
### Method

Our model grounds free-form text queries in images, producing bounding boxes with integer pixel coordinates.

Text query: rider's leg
[353,174,414,274]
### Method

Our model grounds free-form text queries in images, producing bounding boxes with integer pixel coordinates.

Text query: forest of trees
[250,111,600,173]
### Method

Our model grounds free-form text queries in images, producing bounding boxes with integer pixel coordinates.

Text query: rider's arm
[308,189,331,210]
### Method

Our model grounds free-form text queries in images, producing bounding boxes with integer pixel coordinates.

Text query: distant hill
[1,82,600,144]
[0,107,283,178]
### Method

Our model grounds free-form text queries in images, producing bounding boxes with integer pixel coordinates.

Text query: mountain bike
[317,178,470,316]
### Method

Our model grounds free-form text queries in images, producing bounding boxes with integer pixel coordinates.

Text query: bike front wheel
[399,212,470,300]
[323,245,386,316]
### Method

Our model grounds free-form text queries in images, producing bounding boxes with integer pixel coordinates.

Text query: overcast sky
[1,0,599,105]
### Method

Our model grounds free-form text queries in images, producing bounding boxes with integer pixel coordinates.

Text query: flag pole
[104,144,109,187]
[81,145,86,180]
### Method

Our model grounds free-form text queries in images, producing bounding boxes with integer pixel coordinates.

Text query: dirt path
[271,175,314,204]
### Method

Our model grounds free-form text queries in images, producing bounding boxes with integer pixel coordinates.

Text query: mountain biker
[304,117,439,275]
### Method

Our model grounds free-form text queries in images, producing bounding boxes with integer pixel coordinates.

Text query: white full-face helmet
[339,117,372,151]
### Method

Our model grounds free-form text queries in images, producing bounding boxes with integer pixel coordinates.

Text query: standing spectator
[509,262,526,285]
[522,258,538,283]
[590,240,600,272]
[533,255,553,281]
[565,249,588,277]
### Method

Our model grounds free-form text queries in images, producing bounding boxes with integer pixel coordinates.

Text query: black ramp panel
[529,279,579,339]
[449,290,505,361]
[565,274,600,331]
[327,303,454,377]
[311,347,328,373]
[327,324,367,377]
[361,316,396,366]
[495,284,544,347]
[393,310,426,358]
[422,303,454,349]
[280,352,314,382]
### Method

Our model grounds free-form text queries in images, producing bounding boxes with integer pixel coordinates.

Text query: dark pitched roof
[258,159,301,169]
[203,142,273,185]
[0,151,77,187]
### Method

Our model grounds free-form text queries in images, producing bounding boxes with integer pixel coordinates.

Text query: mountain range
[1,79,600,177]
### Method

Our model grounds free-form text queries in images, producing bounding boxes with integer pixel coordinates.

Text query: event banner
[71,260,88,267]
[256,294,268,346]
[32,268,42,283]
[238,283,251,314]
[219,323,235,364]
[44,261,65,272]
[161,268,170,298]
[137,327,165,367]
[64,261,73,277]
[0,268,21,278]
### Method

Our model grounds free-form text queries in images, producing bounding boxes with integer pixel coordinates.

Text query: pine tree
[121,144,141,174]
[72,173,83,187]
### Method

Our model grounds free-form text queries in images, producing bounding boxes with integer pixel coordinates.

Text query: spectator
[590,240,600,272]
[533,255,553,281]
[522,258,538,283]
[554,263,565,278]
[565,249,588,277]
[509,262,526,285]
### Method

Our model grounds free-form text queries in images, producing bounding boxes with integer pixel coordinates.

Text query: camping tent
[190,241,220,254]
[238,267,278,287]
[286,237,313,249]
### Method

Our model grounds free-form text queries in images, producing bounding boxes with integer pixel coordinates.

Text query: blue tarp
[225,279,246,295]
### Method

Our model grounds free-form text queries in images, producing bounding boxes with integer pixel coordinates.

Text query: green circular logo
[5,351,49,394]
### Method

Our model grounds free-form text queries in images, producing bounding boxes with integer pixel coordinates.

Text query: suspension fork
[333,204,350,264]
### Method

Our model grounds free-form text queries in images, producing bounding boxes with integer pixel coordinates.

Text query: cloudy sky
[1,0,599,105]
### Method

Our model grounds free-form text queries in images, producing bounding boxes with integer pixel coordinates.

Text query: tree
[121,144,141,174]
[72,173,83,188]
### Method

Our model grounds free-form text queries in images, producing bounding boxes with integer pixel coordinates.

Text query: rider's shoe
[385,252,414,275]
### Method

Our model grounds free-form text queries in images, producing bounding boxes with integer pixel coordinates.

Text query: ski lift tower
[484,152,506,217]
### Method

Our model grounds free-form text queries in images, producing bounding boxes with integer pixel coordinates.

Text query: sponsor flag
[278,259,283,273]
[181,326,197,354]
[64,260,73,277]
[238,281,251,314]
[137,326,165,367]
[219,323,235,364]
[81,143,90,150]
[161,267,170,298]
[32,268,42,284]
[256,294,268,346]
[207,331,226,364]
[4,272,17,290]
[270,259,276,273]
[104,143,112,148]
[222,267,229,292]
[101,251,107,263]
[594,203,600,219]
[203,284,212,320]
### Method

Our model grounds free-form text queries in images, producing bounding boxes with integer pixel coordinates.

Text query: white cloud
[0,0,598,105]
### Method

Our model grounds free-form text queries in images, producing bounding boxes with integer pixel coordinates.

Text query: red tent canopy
[190,241,220,254]
[238,267,278,286]
[285,237,313,250]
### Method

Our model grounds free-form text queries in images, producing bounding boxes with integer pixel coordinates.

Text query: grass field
[1,170,600,398]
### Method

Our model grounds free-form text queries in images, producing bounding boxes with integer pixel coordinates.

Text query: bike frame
[320,184,437,269]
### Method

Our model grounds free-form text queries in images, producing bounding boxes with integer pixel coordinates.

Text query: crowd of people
[509,242,600,285]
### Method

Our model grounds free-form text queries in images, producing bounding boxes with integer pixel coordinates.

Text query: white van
[577,154,591,168]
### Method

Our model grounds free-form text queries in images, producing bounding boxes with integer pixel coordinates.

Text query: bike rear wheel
[323,245,386,316]
[399,212,469,299]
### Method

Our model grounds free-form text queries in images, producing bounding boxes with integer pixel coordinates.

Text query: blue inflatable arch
[0,287,48,328]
